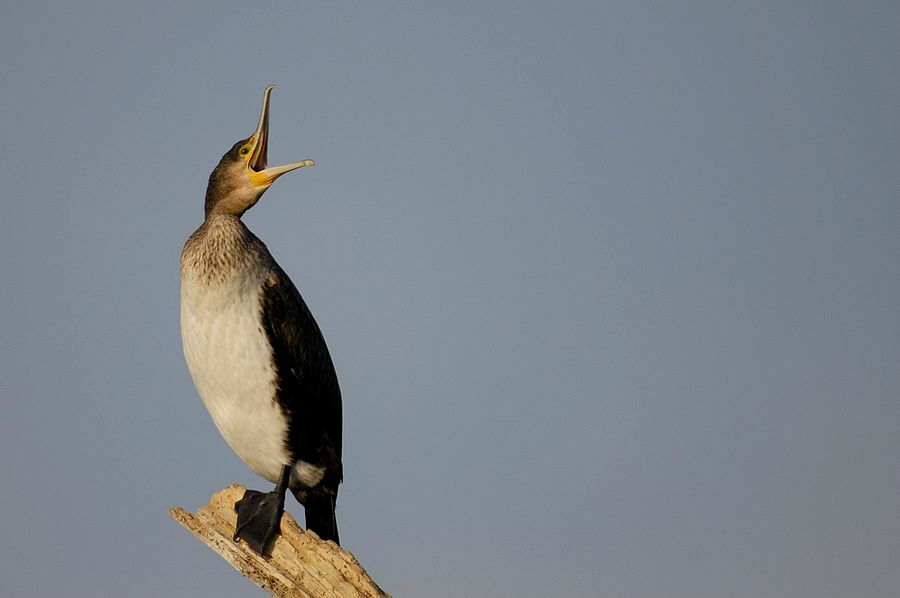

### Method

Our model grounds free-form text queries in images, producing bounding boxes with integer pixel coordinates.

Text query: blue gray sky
[1,2,898,596]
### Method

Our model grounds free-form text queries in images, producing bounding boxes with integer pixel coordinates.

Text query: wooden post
[169,485,389,597]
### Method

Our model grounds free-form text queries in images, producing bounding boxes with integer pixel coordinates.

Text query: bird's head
[204,85,314,218]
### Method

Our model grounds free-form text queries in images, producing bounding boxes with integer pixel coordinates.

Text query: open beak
[247,85,314,187]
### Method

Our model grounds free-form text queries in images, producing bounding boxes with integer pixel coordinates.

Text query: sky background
[1,1,898,596]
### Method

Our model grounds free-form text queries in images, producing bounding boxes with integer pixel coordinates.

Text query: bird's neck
[181,214,261,284]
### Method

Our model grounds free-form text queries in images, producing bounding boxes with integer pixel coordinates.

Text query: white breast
[180,267,289,484]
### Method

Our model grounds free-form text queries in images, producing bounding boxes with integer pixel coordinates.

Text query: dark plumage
[260,259,343,542]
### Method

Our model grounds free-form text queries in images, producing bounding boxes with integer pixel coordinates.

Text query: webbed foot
[233,465,290,555]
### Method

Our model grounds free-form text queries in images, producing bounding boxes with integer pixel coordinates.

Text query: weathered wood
[169,485,388,598]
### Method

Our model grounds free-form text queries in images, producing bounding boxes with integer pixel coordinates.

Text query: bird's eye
[240,147,249,155]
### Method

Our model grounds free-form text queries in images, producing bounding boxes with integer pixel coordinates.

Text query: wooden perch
[169,485,388,597]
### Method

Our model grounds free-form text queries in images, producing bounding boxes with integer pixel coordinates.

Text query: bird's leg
[233,464,291,555]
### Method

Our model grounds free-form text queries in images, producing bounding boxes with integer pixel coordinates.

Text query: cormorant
[180,85,342,554]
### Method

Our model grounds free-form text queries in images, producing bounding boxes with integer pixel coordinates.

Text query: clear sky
[1,1,898,596]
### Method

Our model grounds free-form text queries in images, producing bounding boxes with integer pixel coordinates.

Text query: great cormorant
[180,85,342,554]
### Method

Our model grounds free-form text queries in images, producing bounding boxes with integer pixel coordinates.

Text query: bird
[180,85,342,554]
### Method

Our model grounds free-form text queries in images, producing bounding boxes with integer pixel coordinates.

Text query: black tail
[303,494,339,545]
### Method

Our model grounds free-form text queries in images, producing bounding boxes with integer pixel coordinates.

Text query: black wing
[259,265,343,490]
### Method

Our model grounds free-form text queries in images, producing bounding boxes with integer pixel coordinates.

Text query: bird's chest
[180,270,290,483]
